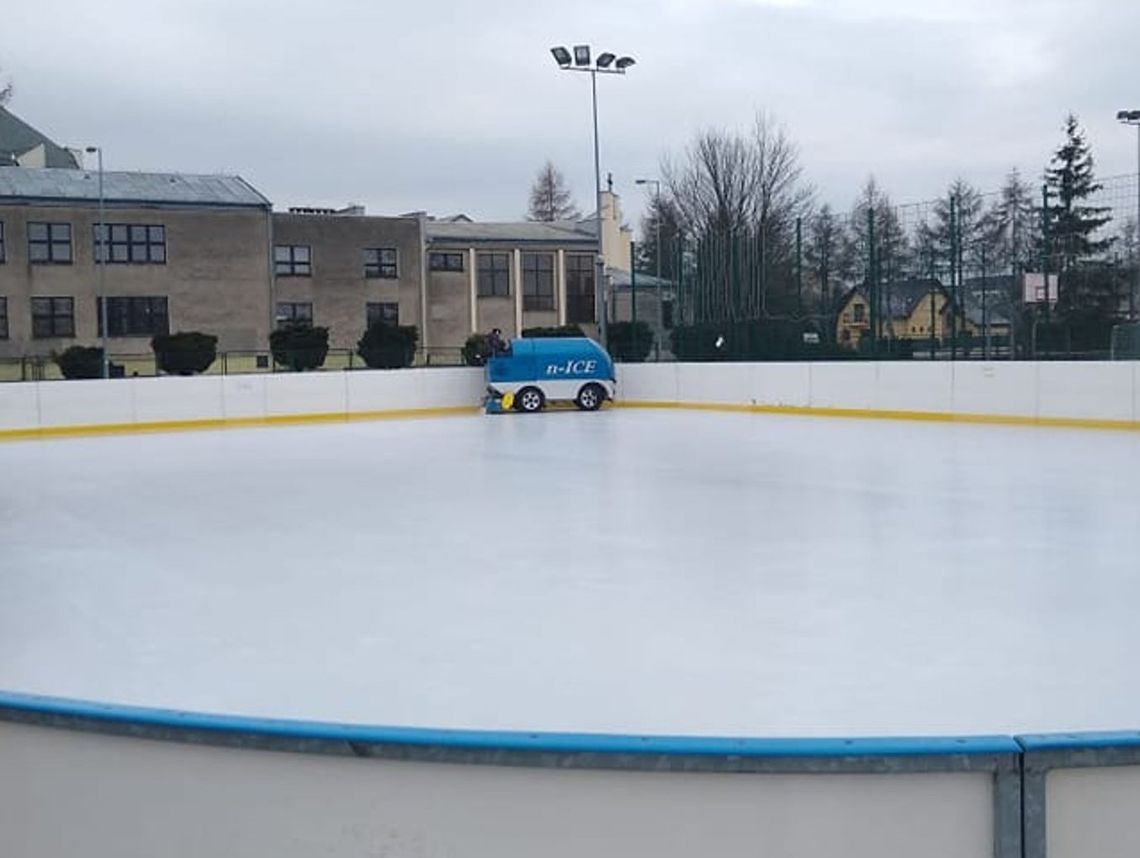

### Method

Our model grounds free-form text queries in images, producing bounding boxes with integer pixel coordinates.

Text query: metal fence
[0,347,466,383]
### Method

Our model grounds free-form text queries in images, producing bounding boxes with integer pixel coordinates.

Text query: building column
[556,248,567,327]
[513,248,523,336]
[468,247,478,334]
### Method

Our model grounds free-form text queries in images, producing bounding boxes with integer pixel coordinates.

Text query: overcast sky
[3,0,1138,225]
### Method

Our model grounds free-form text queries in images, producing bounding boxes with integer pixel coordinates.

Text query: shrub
[607,321,654,362]
[521,324,585,338]
[152,331,217,375]
[357,322,419,369]
[55,346,105,380]
[462,333,492,367]
[269,323,330,371]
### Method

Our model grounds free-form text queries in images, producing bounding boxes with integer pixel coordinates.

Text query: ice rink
[2,409,1139,738]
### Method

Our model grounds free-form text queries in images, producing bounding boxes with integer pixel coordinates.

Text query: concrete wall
[0,367,485,434]
[616,361,1139,427]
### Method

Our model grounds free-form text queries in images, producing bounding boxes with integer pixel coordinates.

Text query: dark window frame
[31,296,75,338]
[363,247,398,279]
[477,252,511,298]
[94,223,167,265]
[522,253,555,311]
[565,254,595,323]
[429,251,465,272]
[853,304,866,322]
[275,244,312,277]
[28,222,73,265]
[98,296,169,338]
[276,302,314,328]
[0,297,7,339]
[366,302,399,326]
[0,221,6,263]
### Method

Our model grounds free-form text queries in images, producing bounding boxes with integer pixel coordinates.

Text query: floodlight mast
[550,44,636,345]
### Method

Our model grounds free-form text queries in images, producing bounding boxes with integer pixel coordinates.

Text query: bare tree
[527,161,580,222]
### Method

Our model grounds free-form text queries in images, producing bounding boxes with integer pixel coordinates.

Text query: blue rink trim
[0,689,1024,757]
[1018,731,1140,751]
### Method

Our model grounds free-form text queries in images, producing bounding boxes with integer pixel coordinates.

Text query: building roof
[0,107,80,169]
[426,219,594,246]
[962,276,1014,327]
[0,166,271,208]
[611,270,674,290]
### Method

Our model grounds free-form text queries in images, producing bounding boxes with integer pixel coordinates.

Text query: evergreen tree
[635,194,684,282]
[1043,114,1114,316]
[526,161,580,222]
[984,168,1037,272]
[916,178,988,276]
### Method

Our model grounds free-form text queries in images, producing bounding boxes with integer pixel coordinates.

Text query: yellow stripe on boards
[612,400,1139,432]
[0,406,481,442]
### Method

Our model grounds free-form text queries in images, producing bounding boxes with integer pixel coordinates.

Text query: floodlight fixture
[551,46,572,67]
[615,56,636,70]
[1117,109,1140,123]
[573,45,591,66]
[596,52,616,69]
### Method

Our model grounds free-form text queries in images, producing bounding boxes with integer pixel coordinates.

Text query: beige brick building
[0,167,272,363]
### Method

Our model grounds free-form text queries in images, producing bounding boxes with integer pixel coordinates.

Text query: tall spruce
[635,194,684,282]
[527,161,580,222]
[1044,114,1114,315]
[804,204,847,321]
[984,168,1037,272]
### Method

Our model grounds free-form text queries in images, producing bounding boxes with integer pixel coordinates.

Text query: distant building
[0,166,272,361]
[0,107,80,169]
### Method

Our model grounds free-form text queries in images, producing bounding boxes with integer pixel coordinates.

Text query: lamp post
[85,145,109,379]
[635,177,661,359]
[551,45,635,348]
[1118,110,1140,321]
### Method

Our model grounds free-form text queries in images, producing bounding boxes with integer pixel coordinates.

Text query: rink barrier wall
[0,691,1020,858]
[0,368,485,440]
[615,361,1140,431]
[1,361,1138,440]
[5,692,1140,857]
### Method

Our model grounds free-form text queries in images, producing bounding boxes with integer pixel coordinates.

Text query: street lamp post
[85,146,109,379]
[1118,110,1140,321]
[551,45,635,348]
[635,178,661,359]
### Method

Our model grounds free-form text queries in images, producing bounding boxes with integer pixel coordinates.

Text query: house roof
[426,219,594,245]
[610,270,674,290]
[961,276,1014,327]
[0,166,271,208]
[839,277,1012,327]
[0,107,80,169]
[838,279,946,319]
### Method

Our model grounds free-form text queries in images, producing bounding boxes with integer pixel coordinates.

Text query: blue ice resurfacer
[485,337,616,413]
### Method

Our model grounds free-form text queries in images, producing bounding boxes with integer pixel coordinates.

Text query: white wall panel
[35,378,134,428]
[0,383,40,430]
[875,363,954,414]
[131,375,224,424]
[753,363,812,408]
[676,362,753,405]
[1038,362,1135,423]
[221,375,267,420]
[952,363,1038,418]
[0,721,994,858]
[809,363,878,410]
[1046,766,1140,858]
[264,373,348,417]
[616,363,679,403]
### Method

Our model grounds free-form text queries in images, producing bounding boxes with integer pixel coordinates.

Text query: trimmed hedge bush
[462,333,492,367]
[269,323,330,371]
[607,321,654,363]
[357,322,419,369]
[55,345,104,380]
[152,331,217,375]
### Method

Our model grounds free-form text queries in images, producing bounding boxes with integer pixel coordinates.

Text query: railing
[0,347,467,382]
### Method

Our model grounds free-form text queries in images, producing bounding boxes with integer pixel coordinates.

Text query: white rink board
[0,720,994,858]
[1045,766,1140,858]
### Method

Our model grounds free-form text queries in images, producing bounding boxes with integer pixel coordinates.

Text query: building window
[853,304,865,322]
[0,221,5,263]
[0,297,7,339]
[275,245,311,276]
[276,302,313,328]
[477,252,510,297]
[31,297,75,338]
[429,252,464,272]
[94,224,166,264]
[522,253,555,311]
[364,248,398,279]
[366,302,399,326]
[565,254,595,323]
[98,296,169,337]
[28,222,72,264]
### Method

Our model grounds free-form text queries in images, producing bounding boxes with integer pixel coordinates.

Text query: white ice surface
[2,410,1140,738]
